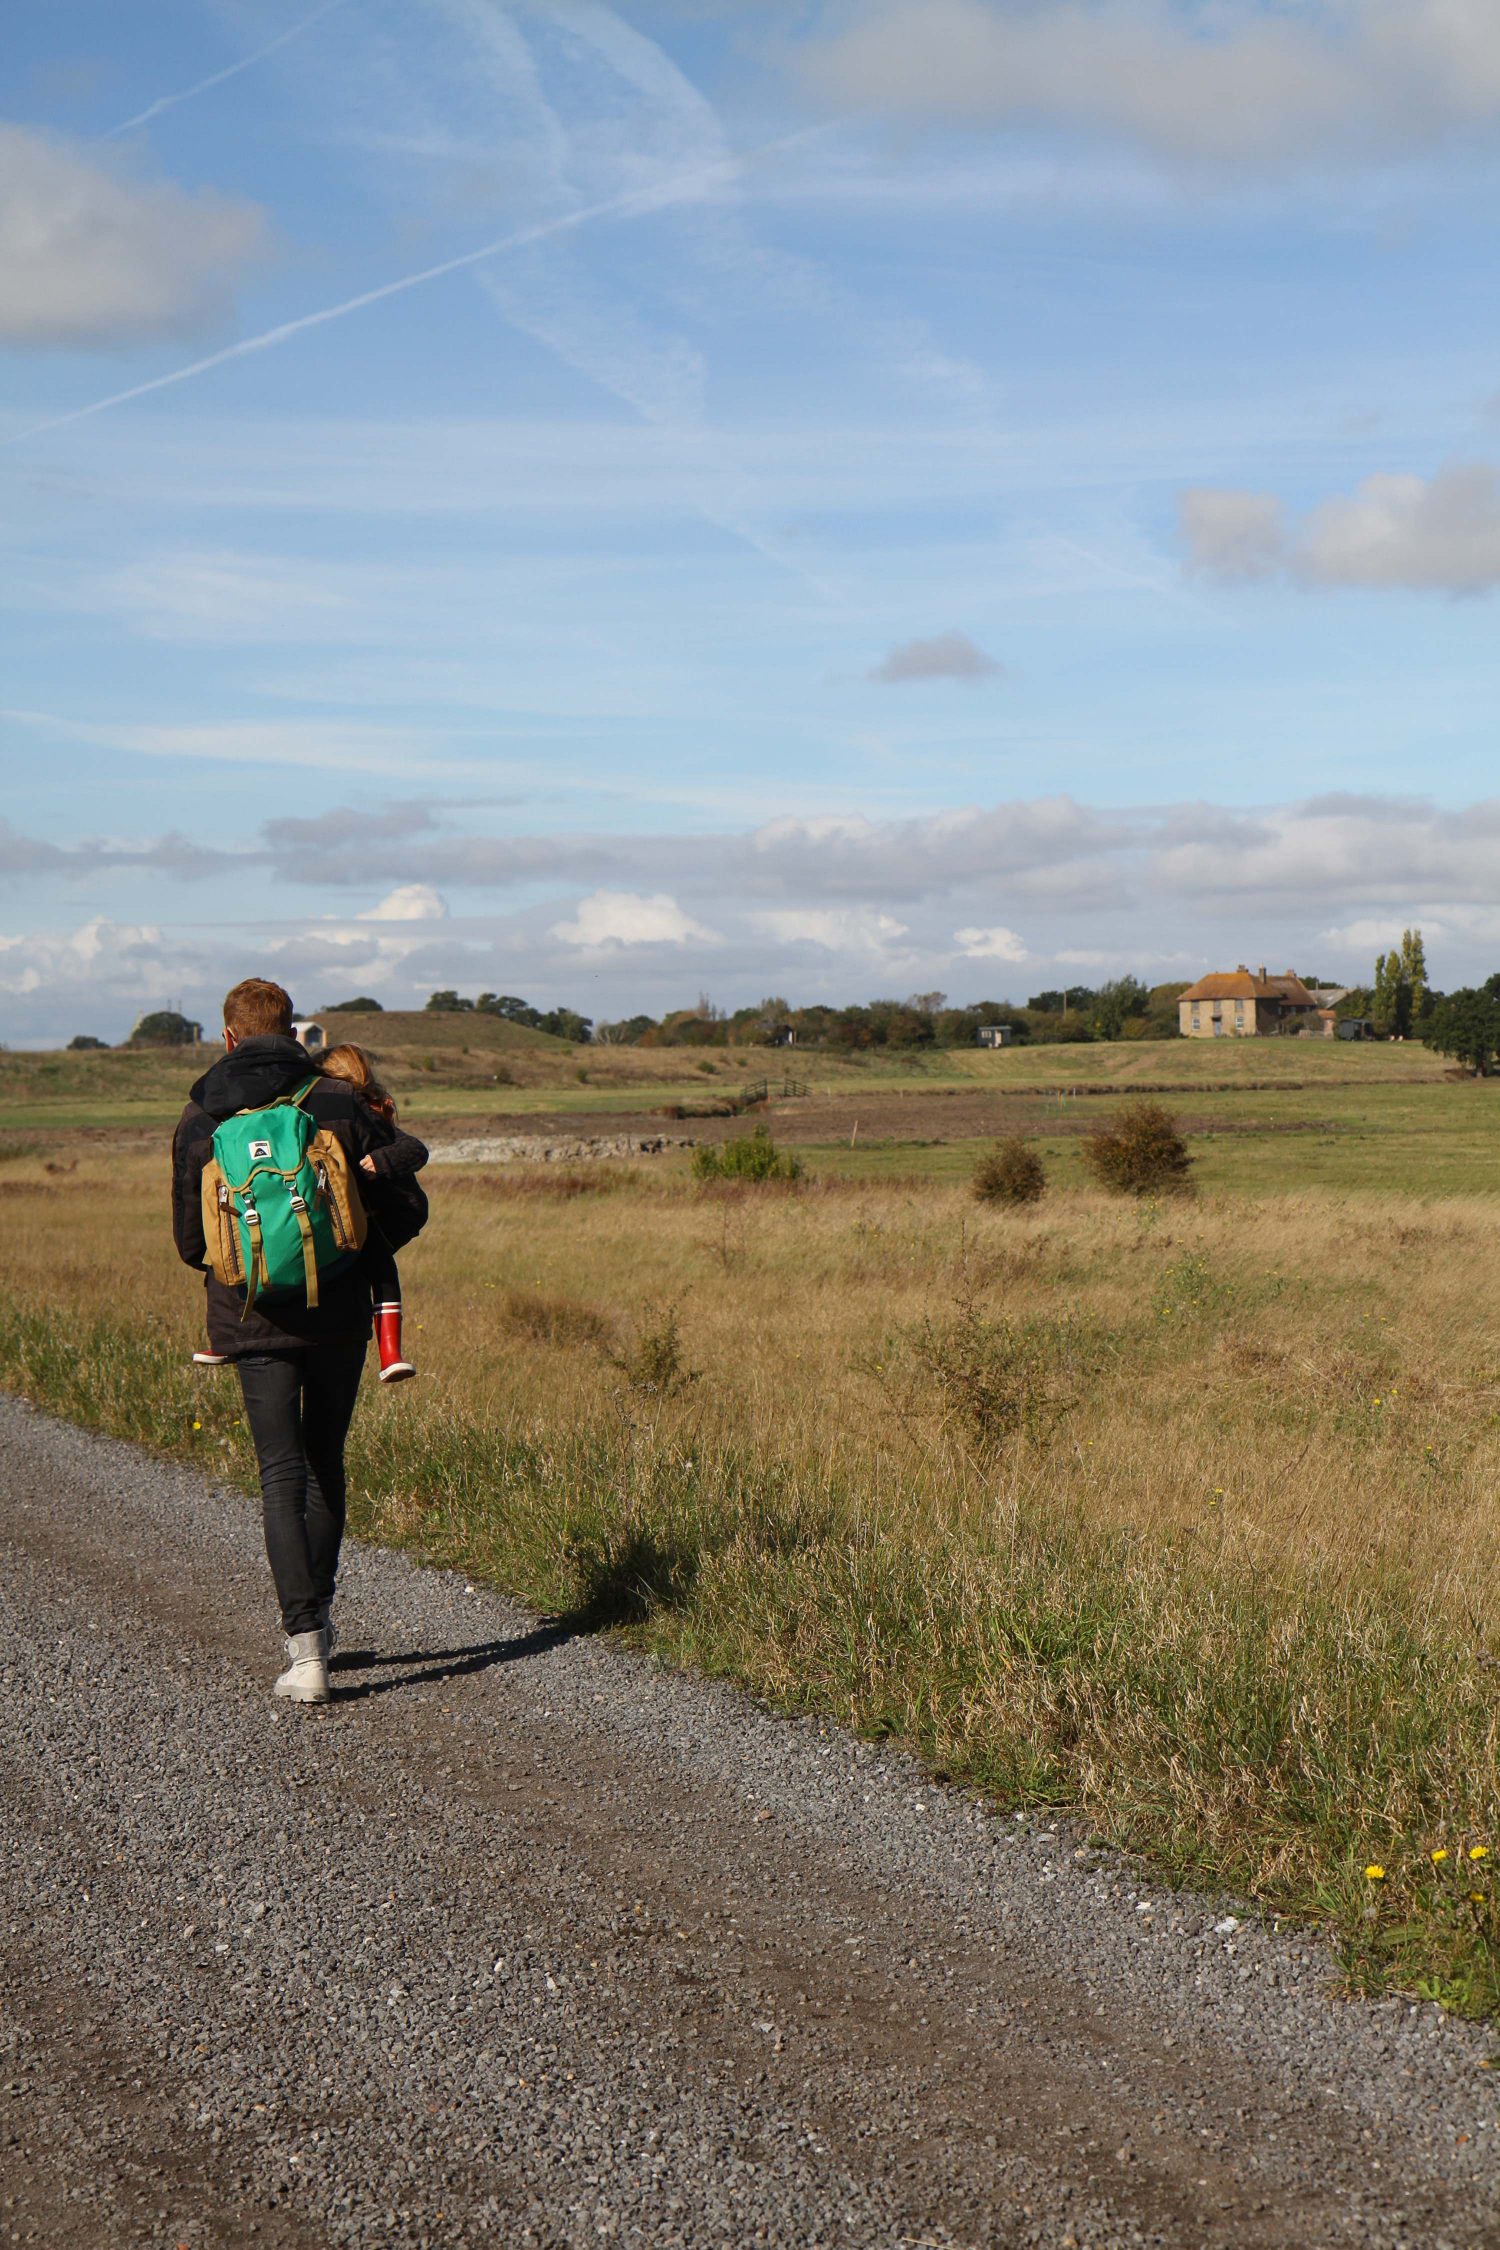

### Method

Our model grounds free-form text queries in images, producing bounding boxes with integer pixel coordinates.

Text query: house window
[1191,1004,1200,1027]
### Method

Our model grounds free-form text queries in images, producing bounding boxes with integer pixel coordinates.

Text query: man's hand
[359,1154,377,1175]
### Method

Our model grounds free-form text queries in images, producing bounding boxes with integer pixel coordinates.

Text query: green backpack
[201,1080,367,1311]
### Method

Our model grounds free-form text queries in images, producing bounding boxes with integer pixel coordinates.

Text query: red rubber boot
[375,1302,416,1384]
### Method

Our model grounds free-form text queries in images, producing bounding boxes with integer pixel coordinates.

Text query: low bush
[1083,1099,1193,1197]
[608,1302,698,1397]
[972,1135,1046,1206]
[692,1124,801,1184]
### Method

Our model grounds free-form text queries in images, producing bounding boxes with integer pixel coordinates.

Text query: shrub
[692,1124,801,1184]
[1083,1099,1193,1197]
[899,1301,1076,1450]
[609,1302,697,1396]
[972,1135,1046,1206]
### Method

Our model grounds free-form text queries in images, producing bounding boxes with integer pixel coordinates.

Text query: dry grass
[5,1145,1500,2009]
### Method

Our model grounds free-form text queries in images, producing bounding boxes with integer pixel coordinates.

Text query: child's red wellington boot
[375,1302,416,1384]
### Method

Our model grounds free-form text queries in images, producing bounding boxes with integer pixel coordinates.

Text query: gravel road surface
[3,1391,1498,2249]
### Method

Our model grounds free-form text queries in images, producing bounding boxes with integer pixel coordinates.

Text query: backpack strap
[285,1180,320,1310]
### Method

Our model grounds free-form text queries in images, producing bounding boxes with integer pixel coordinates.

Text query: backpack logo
[248,1138,272,1160]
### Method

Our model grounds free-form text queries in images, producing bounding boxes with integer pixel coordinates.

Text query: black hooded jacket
[172,1035,428,1356]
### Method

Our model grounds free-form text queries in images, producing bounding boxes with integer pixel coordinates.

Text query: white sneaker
[273,1631,330,1704]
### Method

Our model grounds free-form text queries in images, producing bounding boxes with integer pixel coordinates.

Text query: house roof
[1179,967,1318,1006]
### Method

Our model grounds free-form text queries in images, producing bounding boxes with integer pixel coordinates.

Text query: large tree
[1424,986,1500,1075]
[1372,927,1428,1037]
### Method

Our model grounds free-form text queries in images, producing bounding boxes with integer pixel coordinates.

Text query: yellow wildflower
[192,1420,202,1431]
[1364,1865,1386,1881]
[1470,1845,1489,1862]
[1431,1848,1449,1864]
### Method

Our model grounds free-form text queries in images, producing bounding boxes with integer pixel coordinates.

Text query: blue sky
[5,0,1500,1042]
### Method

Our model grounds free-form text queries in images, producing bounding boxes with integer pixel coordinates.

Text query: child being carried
[316,1042,427,1383]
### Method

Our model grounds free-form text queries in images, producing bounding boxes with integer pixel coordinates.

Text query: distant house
[1178,966,1320,1039]
[293,1018,326,1054]
[768,1024,798,1047]
[976,1024,1015,1047]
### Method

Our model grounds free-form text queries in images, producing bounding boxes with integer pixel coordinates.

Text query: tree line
[67,929,1500,1074]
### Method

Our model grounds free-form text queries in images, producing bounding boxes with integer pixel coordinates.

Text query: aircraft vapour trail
[105,0,347,138]
[3,143,806,449]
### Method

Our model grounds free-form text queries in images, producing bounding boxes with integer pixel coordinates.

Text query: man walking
[172,979,427,1703]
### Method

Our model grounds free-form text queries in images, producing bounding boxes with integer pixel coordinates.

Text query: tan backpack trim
[200,1159,246,1288]
[310,1126,368,1257]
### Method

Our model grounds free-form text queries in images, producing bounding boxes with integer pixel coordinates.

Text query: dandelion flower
[1432,1848,1449,1864]
[192,1420,201,1431]
[1364,1865,1386,1881]
[1470,1845,1489,1861]
[1473,1893,1488,1907]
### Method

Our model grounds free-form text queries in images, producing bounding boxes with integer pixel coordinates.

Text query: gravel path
[3,1390,1498,2250]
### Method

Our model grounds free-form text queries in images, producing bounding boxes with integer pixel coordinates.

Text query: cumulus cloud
[869,629,1004,683]
[1181,462,1500,592]
[550,890,719,950]
[954,923,1028,961]
[0,125,267,347]
[356,884,449,922]
[801,0,1500,165]
[755,906,911,954]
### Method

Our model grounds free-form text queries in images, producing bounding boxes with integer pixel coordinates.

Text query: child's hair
[317,1042,396,1120]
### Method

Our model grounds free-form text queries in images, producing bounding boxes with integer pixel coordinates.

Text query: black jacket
[172,1036,429,1357]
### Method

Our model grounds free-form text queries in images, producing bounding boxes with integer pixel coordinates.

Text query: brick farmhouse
[1177,966,1320,1039]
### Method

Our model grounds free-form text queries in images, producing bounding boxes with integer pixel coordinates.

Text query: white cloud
[550,890,719,950]
[356,884,449,922]
[801,0,1500,166]
[0,916,172,1001]
[954,923,1027,961]
[0,126,266,347]
[1181,461,1500,593]
[869,629,1003,683]
[755,906,910,953]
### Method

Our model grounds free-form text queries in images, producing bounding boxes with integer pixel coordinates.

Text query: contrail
[3,152,772,449]
[105,0,347,138]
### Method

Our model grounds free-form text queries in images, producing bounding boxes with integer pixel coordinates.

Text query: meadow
[5,1029,1500,2012]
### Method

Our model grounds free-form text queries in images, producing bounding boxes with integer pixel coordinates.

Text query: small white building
[293,1018,326,1053]
[976,1024,1016,1048]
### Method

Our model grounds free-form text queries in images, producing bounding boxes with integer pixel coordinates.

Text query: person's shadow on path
[330,1619,574,1701]
[326,1526,697,1702]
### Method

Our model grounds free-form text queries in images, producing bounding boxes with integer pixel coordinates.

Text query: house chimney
[1236,962,1247,973]
[1258,964,1268,980]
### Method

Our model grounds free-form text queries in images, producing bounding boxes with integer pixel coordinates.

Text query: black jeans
[236,1339,367,1637]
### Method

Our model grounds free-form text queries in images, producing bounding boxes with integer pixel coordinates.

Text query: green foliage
[972,1135,1046,1206]
[1083,1099,1193,1196]
[1088,976,1152,1040]
[425,989,475,1012]
[691,1124,801,1183]
[324,995,383,1013]
[1373,928,1428,1037]
[1424,988,1500,1075]
[66,1034,109,1051]
[128,1010,201,1047]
